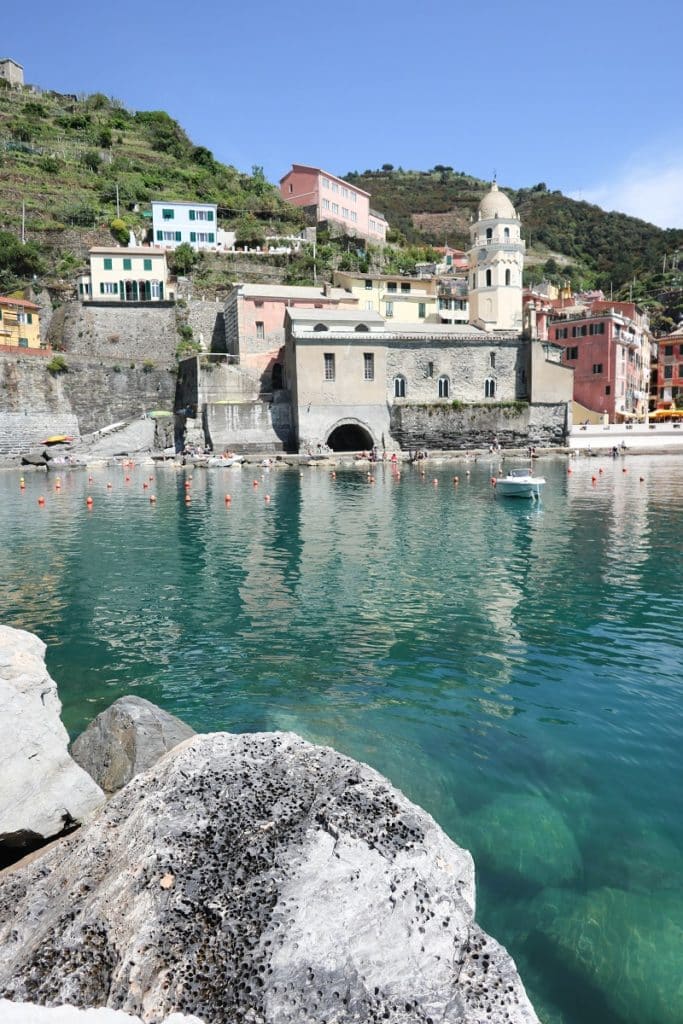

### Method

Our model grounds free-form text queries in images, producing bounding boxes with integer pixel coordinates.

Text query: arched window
[485,377,496,398]
[314,323,328,332]
[355,323,369,332]
[505,269,511,286]
[438,375,450,398]
[504,227,510,240]
[486,227,493,241]
[486,269,492,287]
[394,375,406,398]
[272,362,283,390]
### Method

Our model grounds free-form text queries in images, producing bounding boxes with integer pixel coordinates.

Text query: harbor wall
[389,402,568,450]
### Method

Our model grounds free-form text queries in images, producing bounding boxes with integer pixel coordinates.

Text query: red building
[656,323,683,407]
[545,301,651,421]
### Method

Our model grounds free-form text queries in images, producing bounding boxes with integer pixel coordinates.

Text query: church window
[505,269,511,286]
[486,269,492,287]
[394,375,406,398]
[314,323,328,332]
[485,377,496,398]
[438,375,450,398]
[486,228,493,241]
[504,227,510,240]
[324,353,335,380]
[490,351,496,368]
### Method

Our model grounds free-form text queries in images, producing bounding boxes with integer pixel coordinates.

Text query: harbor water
[1,454,682,1024]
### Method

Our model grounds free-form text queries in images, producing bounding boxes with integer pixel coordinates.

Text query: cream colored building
[333,271,439,323]
[468,183,525,332]
[84,248,171,302]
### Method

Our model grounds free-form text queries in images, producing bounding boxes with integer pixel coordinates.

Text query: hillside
[345,167,683,295]
[0,81,303,289]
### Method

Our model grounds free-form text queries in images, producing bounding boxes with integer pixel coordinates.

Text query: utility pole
[21,201,25,244]
[116,183,120,219]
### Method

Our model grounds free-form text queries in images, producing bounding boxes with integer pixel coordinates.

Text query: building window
[394,375,406,398]
[100,282,118,294]
[387,282,397,293]
[123,258,132,271]
[566,346,578,360]
[664,345,674,356]
[427,362,434,378]
[322,178,329,189]
[486,269,492,287]
[490,351,496,368]
[365,279,372,290]
[401,283,411,294]
[256,321,264,340]
[505,269,511,286]
[504,227,510,239]
[350,210,357,222]
[605,385,611,395]
[18,337,28,348]
[385,301,394,318]
[143,258,152,271]
[324,353,335,381]
[355,324,369,332]
[592,364,603,374]
[162,208,174,219]
[438,375,450,398]
[314,323,328,332]
[664,365,673,379]
[342,207,349,218]
[322,198,330,210]
[364,353,374,380]
[485,377,496,398]
[418,302,426,318]
[103,258,113,270]
[331,203,339,214]
[486,228,493,240]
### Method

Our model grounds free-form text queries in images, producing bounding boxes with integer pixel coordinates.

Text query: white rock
[0,626,105,854]
[0,999,204,1024]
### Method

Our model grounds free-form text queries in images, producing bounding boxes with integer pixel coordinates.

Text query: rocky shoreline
[0,625,539,1024]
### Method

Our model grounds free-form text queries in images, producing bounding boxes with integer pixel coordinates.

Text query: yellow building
[84,247,170,302]
[333,271,439,323]
[0,296,42,350]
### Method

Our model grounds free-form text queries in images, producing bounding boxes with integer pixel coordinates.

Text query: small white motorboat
[494,467,545,499]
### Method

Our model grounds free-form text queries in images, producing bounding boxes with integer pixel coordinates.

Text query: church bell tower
[468,182,525,332]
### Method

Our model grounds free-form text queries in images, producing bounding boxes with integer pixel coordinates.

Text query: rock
[0,732,538,1024]
[71,696,196,794]
[0,1000,204,1024]
[531,886,683,1024]
[463,792,581,887]
[0,626,105,860]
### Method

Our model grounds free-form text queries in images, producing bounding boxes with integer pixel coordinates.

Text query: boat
[494,467,545,499]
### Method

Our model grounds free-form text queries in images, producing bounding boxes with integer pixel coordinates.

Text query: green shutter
[144,258,152,271]
[114,283,119,293]
[208,233,214,243]
[27,313,33,324]
[104,258,112,270]
[207,210,214,221]
[163,208,174,219]
[175,231,181,242]
[189,209,195,221]
[100,283,105,294]
[156,230,162,241]
[190,232,196,243]
[123,258,132,271]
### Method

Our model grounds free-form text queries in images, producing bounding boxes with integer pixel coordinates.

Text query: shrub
[169,243,197,276]
[110,218,129,245]
[97,127,112,149]
[47,355,68,374]
[38,155,62,174]
[142,359,155,372]
[81,149,102,173]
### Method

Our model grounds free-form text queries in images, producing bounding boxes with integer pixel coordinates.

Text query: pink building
[224,283,358,390]
[279,164,388,242]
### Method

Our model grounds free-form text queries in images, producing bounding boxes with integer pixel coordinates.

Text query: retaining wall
[390,402,568,450]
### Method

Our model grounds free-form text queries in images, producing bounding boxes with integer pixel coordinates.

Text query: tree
[381,163,394,172]
[97,127,113,149]
[0,231,45,291]
[81,149,102,173]
[169,242,198,276]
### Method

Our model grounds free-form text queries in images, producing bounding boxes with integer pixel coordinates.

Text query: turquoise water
[2,456,682,1024]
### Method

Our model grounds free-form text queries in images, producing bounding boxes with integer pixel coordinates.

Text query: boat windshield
[508,468,532,478]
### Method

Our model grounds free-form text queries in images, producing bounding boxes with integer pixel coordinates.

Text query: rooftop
[280,164,371,199]
[235,284,353,302]
[89,247,167,256]
[287,308,384,324]
[150,199,217,208]
[0,295,39,310]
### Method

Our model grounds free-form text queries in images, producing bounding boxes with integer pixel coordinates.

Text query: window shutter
[100,283,104,294]
[27,313,33,324]
[156,230,162,241]
[189,210,195,220]
[189,232,196,243]
[208,233,215,243]
[208,210,214,221]
[175,231,181,242]
[144,259,152,271]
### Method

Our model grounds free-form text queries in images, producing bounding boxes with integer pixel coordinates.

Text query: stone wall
[61,361,176,434]
[386,339,527,404]
[390,401,568,450]
[48,302,179,366]
[184,300,225,352]
[204,394,293,452]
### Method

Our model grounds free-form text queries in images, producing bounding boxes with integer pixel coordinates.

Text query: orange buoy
[599,467,604,474]
[149,475,154,481]
[567,468,572,475]
[38,496,45,505]
[453,476,459,484]
[331,471,336,479]
[253,479,259,487]
[622,467,628,474]
[592,476,597,484]
[225,494,232,503]
[150,494,157,503]
[143,482,149,489]
[184,494,191,503]
[86,496,93,507]
[107,482,113,489]
[125,475,131,483]
[88,475,93,483]
[184,480,191,490]
[491,476,497,485]
[264,494,271,503]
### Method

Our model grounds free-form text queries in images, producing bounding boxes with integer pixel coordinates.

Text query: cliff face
[0,724,539,1024]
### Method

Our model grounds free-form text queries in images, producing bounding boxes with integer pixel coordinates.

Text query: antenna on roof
[493,169,497,183]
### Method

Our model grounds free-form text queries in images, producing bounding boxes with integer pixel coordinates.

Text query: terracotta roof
[0,295,39,310]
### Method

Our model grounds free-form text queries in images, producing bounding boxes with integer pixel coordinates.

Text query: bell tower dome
[468,182,525,333]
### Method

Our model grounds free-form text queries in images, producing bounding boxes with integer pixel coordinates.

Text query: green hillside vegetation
[0,81,303,290]
[346,167,683,313]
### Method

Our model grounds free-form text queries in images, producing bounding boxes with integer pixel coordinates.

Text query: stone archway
[326,419,375,452]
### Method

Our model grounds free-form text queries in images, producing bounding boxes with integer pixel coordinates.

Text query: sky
[3,0,683,228]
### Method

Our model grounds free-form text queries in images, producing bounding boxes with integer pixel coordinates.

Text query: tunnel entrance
[326,423,374,452]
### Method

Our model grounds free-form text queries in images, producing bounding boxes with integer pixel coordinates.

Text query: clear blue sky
[4,0,682,226]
